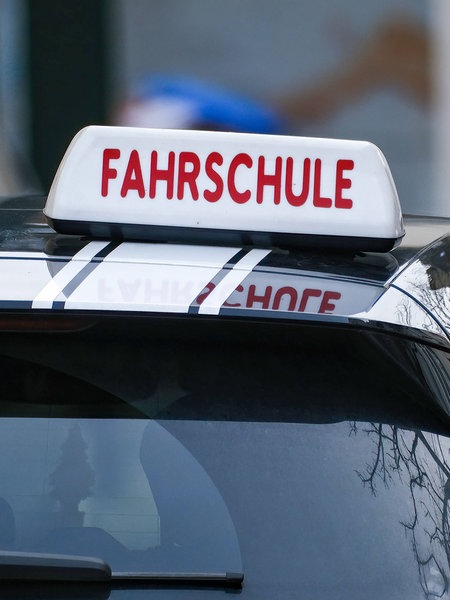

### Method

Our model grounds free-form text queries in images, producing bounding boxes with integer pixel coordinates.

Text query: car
[0,126,448,599]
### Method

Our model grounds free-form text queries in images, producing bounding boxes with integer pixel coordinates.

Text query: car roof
[0,195,449,352]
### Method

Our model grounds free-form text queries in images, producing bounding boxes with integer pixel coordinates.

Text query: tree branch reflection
[354,423,450,598]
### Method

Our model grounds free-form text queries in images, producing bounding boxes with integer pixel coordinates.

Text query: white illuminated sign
[45,126,404,250]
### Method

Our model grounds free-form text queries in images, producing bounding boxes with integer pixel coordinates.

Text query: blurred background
[0,0,448,217]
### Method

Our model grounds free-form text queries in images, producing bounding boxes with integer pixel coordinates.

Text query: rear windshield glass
[0,316,449,599]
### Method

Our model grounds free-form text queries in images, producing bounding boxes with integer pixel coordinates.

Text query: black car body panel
[0,195,449,599]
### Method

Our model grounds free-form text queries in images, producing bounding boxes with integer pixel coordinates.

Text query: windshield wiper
[0,551,244,589]
[111,571,244,588]
[0,551,110,582]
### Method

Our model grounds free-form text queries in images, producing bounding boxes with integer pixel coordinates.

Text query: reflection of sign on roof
[56,253,383,317]
[0,243,383,317]
[195,272,382,317]
[45,126,404,251]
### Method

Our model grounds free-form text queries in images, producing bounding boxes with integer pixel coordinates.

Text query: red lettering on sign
[101,147,356,211]
[197,283,340,313]
[313,159,332,208]
[101,148,120,196]
[272,286,298,311]
[196,282,245,306]
[223,284,244,307]
[177,152,200,200]
[196,282,215,305]
[319,291,341,313]
[285,157,310,207]
[228,153,253,204]
[257,156,282,204]
[149,151,175,199]
[246,285,272,309]
[298,288,322,312]
[204,152,224,202]
[335,160,353,209]
[120,150,145,198]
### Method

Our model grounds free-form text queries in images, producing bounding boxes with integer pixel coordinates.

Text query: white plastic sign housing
[45,126,404,251]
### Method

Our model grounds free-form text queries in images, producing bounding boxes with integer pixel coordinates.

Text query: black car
[0,127,448,599]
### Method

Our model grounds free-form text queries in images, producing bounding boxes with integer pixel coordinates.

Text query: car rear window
[0,315,448,599]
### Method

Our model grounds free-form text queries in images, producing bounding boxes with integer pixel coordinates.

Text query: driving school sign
[45,126,404,250]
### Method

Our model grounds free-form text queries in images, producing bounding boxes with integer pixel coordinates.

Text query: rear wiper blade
[0,551,244,589]
[0,551,111,581]
[111,571,244,589]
